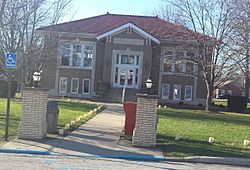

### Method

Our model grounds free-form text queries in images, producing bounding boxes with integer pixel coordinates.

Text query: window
[83,79,90,94]
[72,44,82,67]
[135,69,139,85]
[83,45,93,67]
[175,51,185,73]
[116,54,119,64]
[173,84,181,100]
[162,84,170,99]
[186,62,194,74]
[121,55,135,65]
[60,43,94,68]
[136,55,140,65]
[115,67,118,83]
[71,78,79,93]
[61,44,71,66]
[162,50,174,72]
[59,77,67,93]
[163,59,172,72]
[185,85,193,101]
[175,62,183,73]
[221,89,225,95]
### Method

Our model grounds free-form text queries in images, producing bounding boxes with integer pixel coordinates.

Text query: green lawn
[157,108,250,158]
[0,98,97,142]
[57,101,97,129]
[0,99,22,140]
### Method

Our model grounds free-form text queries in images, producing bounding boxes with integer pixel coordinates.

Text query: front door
[117,67,136,88]
[112,53,140,89]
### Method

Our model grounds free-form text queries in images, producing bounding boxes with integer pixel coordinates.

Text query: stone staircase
[102,88,138,103]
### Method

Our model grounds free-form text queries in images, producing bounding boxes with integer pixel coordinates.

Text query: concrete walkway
[1,105,163,160]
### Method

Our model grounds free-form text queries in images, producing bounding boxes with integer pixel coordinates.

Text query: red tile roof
[37,13,210,41]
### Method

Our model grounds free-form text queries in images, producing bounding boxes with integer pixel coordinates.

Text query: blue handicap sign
[5,53,17,69]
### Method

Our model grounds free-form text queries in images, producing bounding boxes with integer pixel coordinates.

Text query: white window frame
[173,84,181,100]
[59,77,67,93]
[83,44,94,68]
[162,84,170,99]
[185,85,193,101]
[82,79,90,94]
[71,78,79,94]
[59,42,95,69]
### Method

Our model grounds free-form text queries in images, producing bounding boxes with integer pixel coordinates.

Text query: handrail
[121,85,126,103]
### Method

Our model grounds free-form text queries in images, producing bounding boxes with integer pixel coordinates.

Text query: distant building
[215,80,244,98]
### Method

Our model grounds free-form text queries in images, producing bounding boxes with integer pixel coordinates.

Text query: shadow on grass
[157,134,250,158]
[158,108,250,126]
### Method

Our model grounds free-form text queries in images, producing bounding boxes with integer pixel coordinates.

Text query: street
[0,153,249,170]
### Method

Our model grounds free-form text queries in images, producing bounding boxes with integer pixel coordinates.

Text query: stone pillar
[18,88,48,139]
[132,94,158,147]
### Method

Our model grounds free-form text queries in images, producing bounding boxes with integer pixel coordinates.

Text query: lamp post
[145,78,152,95]
[33,71,41,88]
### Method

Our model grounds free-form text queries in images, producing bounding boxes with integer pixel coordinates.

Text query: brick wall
[18,88,48,139]
[132,94,158,147]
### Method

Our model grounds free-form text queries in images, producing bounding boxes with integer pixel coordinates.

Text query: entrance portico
[111,49,143,89]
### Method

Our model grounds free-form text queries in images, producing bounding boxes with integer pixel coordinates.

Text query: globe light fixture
[33,71,41,87]
[145,78,152,94]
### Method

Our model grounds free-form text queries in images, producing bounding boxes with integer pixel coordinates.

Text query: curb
[0,148,50,155]
[165,156,250,166]
[0,148,164,161]
[2,148,249,166]
[60,153,165,161]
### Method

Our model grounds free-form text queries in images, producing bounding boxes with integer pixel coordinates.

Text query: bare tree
[0,0,71,88]
[162,0,235,110]
[228,0,250,98]
[0,0,6,23]
[152,2,187,25]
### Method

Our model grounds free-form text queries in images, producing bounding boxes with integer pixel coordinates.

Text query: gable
[96,23,160,44]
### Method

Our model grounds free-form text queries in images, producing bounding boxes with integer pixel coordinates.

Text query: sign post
[4,53,17,141]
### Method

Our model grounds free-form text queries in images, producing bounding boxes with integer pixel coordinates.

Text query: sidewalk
[1,105,164,160]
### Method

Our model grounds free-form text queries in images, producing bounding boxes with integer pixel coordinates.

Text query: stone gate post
[132,94,158,147]
[18,88,48,139]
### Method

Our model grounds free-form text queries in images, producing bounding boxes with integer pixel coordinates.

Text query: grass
[0,98,97,143]
[0,99,22,141]
[157,107,250,158]
[57,101,97,129]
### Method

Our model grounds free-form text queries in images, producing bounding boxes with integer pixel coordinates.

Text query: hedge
[0,80,17,98]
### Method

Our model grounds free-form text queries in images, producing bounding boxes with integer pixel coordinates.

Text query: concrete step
[103,88,138,103]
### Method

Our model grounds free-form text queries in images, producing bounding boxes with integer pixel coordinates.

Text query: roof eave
[36,30,97,39]
[96,23,160,44]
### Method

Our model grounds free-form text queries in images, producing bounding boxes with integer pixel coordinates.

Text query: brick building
[37,13,207,105]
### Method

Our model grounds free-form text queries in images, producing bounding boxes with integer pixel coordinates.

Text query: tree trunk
[245,50,250,98]
[245,72,249,98]
[205,81,213,111]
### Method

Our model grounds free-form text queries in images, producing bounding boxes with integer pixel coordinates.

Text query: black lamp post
[33,71,41,87]
[145,78,152,95]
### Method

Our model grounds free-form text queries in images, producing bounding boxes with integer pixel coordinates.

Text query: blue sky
[68,0,163,21]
